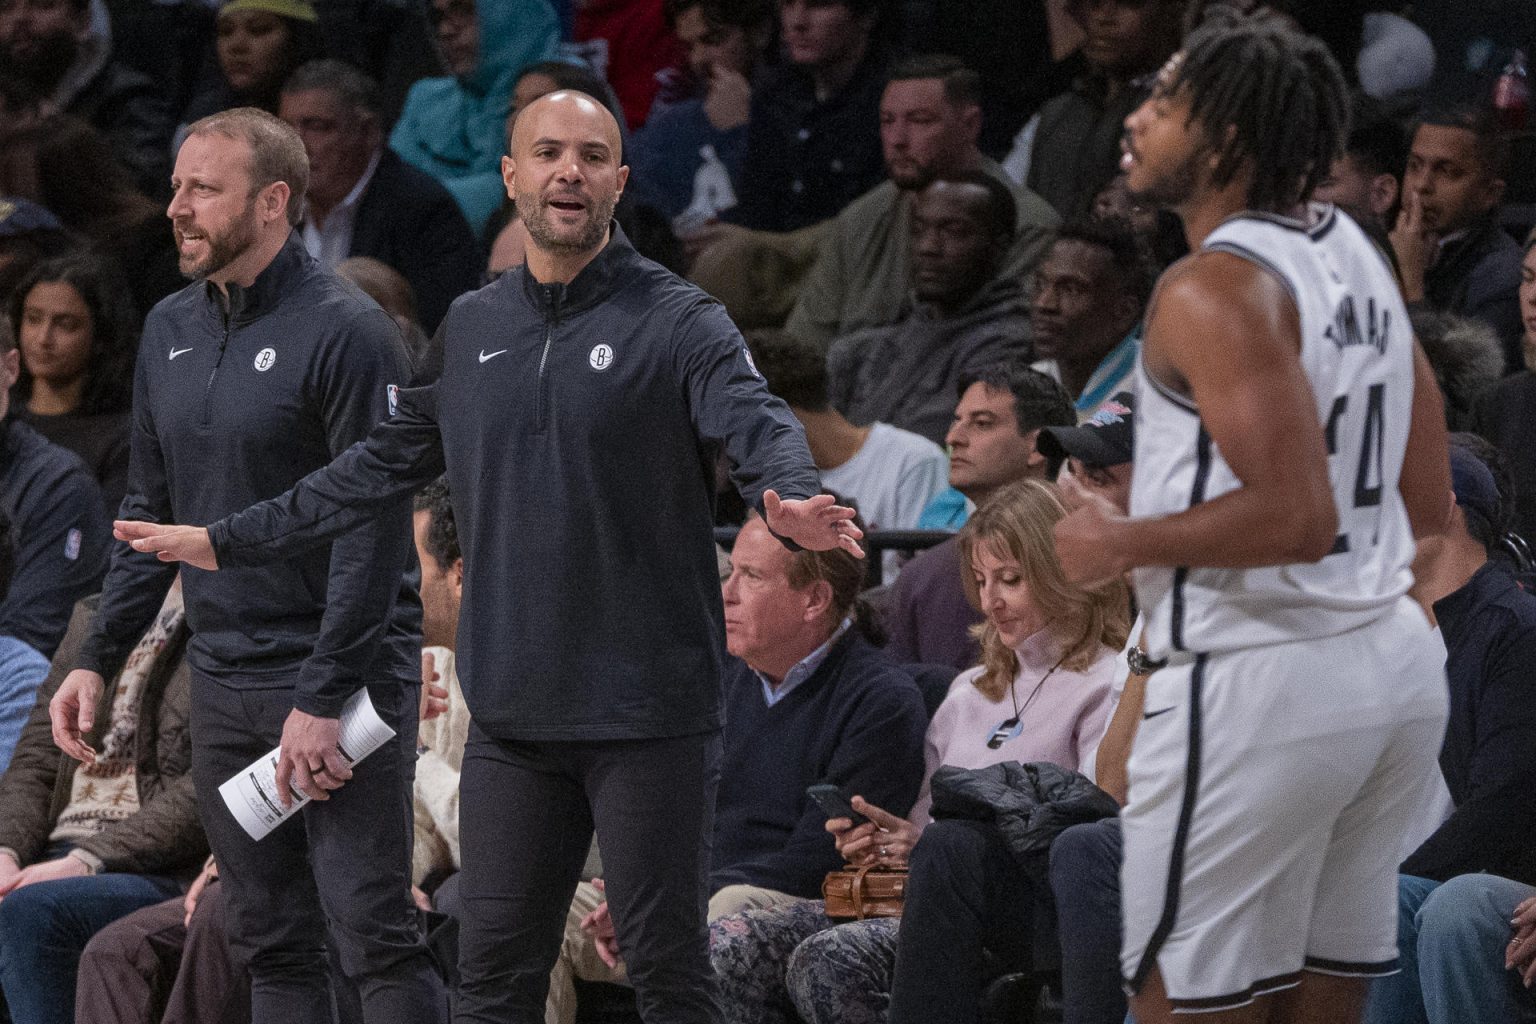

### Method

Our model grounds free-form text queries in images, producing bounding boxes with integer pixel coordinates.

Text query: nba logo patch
[387,384,399,417]
[64,528,82,561]
[742,345,762,380]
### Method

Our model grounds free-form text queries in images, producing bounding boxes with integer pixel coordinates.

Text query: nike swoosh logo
[478,349,507,364]
[168,347,194,360]
[1142,707,1176,721]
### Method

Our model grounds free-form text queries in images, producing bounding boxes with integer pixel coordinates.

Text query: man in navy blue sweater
[556,511,927,1024]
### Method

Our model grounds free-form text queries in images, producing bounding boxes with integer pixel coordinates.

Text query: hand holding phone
[806,783,870,826]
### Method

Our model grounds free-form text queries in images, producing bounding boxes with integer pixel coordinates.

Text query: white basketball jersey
[1131,205,1417,658]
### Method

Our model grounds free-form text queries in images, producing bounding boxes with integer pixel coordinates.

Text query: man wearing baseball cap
[1036,391,1135,513]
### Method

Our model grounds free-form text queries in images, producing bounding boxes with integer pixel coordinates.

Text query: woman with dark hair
[8,255,139,515]
[178,0,328,129]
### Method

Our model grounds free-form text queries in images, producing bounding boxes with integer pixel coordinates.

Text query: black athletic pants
[189,675,445,1024]
[454,727,722,1024]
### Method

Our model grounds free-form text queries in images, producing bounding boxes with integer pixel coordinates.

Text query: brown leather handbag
[821,863,907,920]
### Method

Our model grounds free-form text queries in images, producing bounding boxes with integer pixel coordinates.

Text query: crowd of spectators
[1,0,1536,1022]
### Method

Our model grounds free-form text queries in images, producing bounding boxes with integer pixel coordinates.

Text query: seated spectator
[1471,237,1536,542]
[335,257,434,369]
[0,197,78,303]
[0,0,174,195]
[280,60,480,334]
[8,254,136,515]
[1362,437,1536,1024]
[1029,217,1151,418]
[1391,105,1525,373]
[1090,173,1188,271]
[1410,309,1504,431]
[786,56,1062,354]
[177,0,325,134]
[884,365,1073,671]
[710,478,1127,1024]
[71,478,471,1024]
[570,0,685,132]
[411,479,469,902]
[557,510,928,1024]
[390,0,559,234]
[626,0,775,228]
[729,0,888,233]
[1313,96,1407,236]
[747,328,947,580]
[784,54,1059,351]
[0,315,110,770]
[1002,0,1185,219]
[827,173,1032,446]
[0,116,182,317]
[0,583,206,1024]
[1365,872,1536,1024]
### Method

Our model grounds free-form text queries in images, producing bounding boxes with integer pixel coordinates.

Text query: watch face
[1128,647,1164,676]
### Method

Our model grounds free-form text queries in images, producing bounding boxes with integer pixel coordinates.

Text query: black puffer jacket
[929,761,1119,866]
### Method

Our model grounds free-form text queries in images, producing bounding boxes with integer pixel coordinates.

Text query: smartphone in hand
[805,783,870,826]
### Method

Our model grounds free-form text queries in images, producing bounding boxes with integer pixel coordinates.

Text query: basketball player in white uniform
[1053,14,1453,1024]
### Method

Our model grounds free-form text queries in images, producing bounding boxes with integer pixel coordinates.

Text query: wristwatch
[1127,645,1166,677]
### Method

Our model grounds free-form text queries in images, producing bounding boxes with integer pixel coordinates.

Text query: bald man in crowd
[114,91,862,1024]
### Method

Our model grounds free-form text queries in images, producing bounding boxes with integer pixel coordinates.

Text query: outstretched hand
[114,521,219,570]
[763,491,864,557]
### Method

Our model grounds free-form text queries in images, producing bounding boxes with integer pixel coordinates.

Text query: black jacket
[1420,214,1525,375]
[730,51,888,232]
[77,235,419,715]
[348,149,481,334]
[208,225,820,741]
[0,417,110,658]
[1401,562,1536,886]
[930,761,1119,865]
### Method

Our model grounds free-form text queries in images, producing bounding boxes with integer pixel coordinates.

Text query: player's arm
[118,380,447,571]
[679,304,861,554]
[1398,340,1452,540]
[289,308,420,718]
[1057,253,1338,583]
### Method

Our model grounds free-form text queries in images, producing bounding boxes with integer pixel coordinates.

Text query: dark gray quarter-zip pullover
[78,234,420,714]
[208,226,820,740]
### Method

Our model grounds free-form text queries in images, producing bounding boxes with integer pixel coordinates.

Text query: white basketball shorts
[1119,596,1449,1013]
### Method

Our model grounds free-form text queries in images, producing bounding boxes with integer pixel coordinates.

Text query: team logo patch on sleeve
[64,528,82,561]
[387,384,400,417]
[742,344,762,380]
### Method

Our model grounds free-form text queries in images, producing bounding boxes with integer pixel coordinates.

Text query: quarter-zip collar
[200,231,314,327]
[517,222,637,320]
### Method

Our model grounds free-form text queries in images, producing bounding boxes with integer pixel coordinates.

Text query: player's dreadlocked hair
[1167,11,1350,211]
